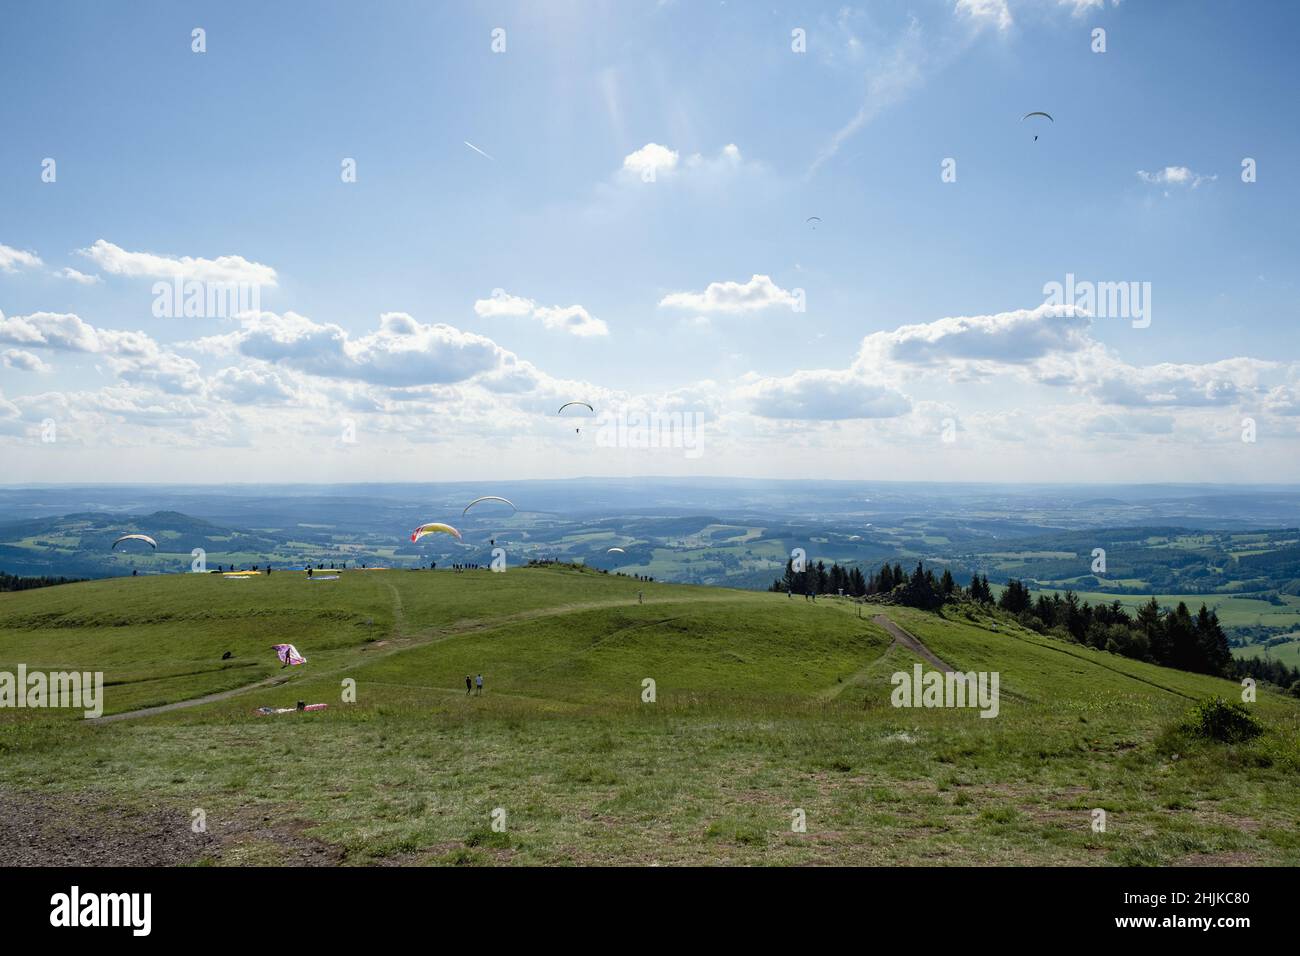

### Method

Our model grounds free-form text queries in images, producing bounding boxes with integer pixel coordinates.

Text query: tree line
[0,570,85,592]
[771,559,1259,682]
[770,558,964,608]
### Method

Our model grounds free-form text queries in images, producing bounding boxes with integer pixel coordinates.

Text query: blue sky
[1,0,1297,483]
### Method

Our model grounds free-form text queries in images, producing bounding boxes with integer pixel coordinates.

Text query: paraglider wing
[462,496,518,515]
[272,643,307,666]
[556,401,594,415]
[410,522,463,543]
[1022,111,1053,141]
[112,534,157,550]
[606,547,626,554]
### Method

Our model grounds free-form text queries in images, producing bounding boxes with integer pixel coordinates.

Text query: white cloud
[0,243,43,272]
[77,239,278,286]
[2,348,50,372]
[618,143,747,184]
[1074,351,1274,409]
[857,304,1092,368]
[0,311,105,352]
[659,275,799,314]
[1136,166,1216,189]
[741,368,912,420]
[474,290,536,318]
[621,143,680,180]
[531,304,609,337]
[1060,0,1121,15]
[209,366,298,405]
[196,310,512,386]
[474,289,609,336]
[956,0,1012,32]
[56,267,101,285]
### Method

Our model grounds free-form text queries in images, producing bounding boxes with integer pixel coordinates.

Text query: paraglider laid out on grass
[273,643,307,667]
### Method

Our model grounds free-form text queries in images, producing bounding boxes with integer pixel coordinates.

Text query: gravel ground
[0,789,343,866]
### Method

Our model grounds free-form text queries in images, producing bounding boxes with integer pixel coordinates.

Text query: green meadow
[2,566,1297,865]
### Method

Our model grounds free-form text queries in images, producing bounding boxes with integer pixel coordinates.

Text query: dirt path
[88,674,294,724]
[873,613,956,672]
[817,610,956,701]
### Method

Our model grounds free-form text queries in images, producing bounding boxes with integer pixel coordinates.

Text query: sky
[1,0,1297,484]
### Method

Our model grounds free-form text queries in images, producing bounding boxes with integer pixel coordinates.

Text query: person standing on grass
[465,675,472,695]
[476,673,483,696]
[638,589,643,605]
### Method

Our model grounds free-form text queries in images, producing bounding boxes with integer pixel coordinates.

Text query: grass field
[1236,639,1300,669]
[1029,587,1300,630]
[2,566,1298,866]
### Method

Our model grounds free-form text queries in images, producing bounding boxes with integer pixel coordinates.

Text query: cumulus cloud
[0,243,43,272]
[1136,166,1216,189]
[196,310,512,386]
[209,366,298,405]
[2,348,50,372]
[618,143,746,183]
[1263,386,1300,417]
[659,275,799,314]
[56,267,101,285]
[474,289,608,337]
[531,304,608,337]
[0,311,108,352]
[740,368,912,420]
[473,290,536,318]
[1075,352,1274,408]
[77,239,278,286]
[0,310,202,394]
[857,304,1092,369]
[621,143,680,180]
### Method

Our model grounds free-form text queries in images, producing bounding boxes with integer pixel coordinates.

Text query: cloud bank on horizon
[1,0,1296,484]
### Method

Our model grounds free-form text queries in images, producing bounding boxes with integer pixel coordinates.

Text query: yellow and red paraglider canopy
[410,522,462,543]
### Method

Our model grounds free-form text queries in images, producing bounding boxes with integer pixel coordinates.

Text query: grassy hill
[1,566,1297,865]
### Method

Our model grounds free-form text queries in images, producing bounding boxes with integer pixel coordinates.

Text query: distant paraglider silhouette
[558,401,595,436]
[1022,111,1053,141]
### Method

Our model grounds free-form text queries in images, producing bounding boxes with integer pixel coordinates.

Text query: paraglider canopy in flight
[463,496,517,515]
[557,401,594,415]
[606,547,626,554]
[112,534,157,550]
[806,216,821,229]
[410,522,463,543]
[1022,111,1053,141]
